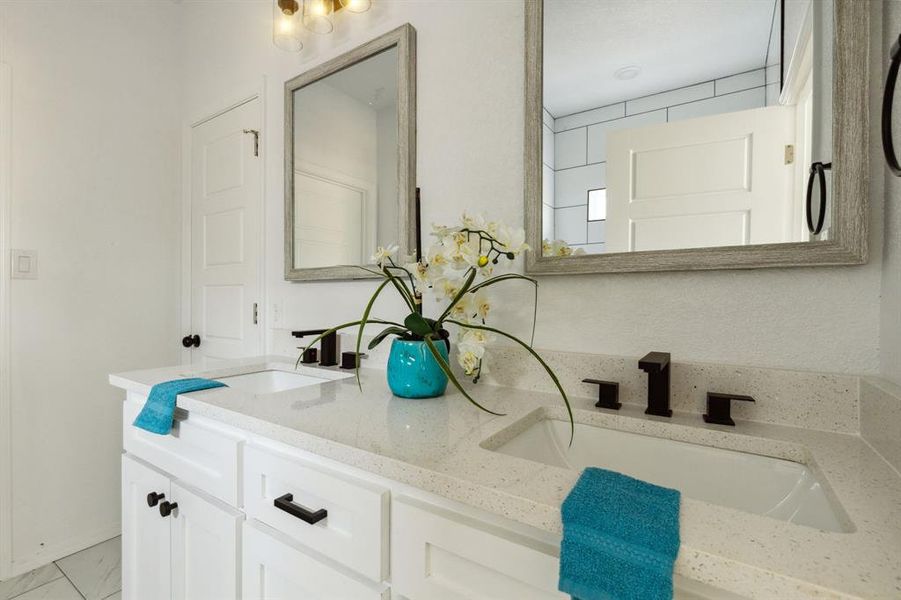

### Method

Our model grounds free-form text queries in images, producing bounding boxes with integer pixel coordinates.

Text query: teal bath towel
[132,378,226,435]
[559,468,681,600]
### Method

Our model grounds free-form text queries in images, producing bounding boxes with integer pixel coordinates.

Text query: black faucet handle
[639,351,670,372]
[703,392,755,427]
[583,379,621,410]
[292,329,330,338]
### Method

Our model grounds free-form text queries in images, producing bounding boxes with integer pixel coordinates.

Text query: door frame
[180,79,266,365]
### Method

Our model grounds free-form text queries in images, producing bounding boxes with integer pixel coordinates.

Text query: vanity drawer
[243,443,389,582]
[391,496,567,600]
[123,391,243,506]
[243,519,389,600]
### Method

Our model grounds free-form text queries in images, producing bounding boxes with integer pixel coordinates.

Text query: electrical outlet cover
[11,249,37,279]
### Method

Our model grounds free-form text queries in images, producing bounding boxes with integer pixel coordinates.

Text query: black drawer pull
[274,493,328,525]
[883,34,901,176]
[805,161,831,235]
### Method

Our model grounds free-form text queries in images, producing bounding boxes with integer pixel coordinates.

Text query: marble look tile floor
[0,536,121,600]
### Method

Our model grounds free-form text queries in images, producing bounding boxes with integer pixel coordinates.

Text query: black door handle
[883,34,901,176]
[805,161,831,235]
[159,501,178,517]
[146,491,165,507]
[181,334,200,348]
[274,493,328,525]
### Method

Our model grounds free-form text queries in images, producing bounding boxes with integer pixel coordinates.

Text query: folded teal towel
[133,378,226,435]
[559,468,681,600]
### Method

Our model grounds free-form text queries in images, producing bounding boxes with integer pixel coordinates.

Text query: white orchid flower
[371,244,399,267]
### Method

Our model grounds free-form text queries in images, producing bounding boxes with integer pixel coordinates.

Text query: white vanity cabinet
[118,395,576,600]
[122,455,242,600]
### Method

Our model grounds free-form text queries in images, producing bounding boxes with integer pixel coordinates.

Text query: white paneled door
[605,105,795,253]
[188,98,262,364]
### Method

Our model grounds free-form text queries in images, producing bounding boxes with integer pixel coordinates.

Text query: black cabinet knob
[159,501,178,517]
[181,335,200,348]
[146,491,165,507]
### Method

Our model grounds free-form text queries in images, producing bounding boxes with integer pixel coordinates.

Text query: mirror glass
[540,0,833,257]
[291,46,399,270]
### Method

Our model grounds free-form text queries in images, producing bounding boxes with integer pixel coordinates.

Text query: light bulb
[273,0,302,52]
[309,0,330,16]
[341,0,371,12]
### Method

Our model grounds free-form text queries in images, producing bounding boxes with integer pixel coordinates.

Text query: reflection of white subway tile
[586,110,666,164]
[587,219,606,244]
[555,163,605,208]
[765,63,781,85]
[668,87,766,121]
[765,83,781,106]
[542,124,554,169]
[542,108,554,129]
[715,69,766,95]
[542,164,555,208]
[554,205,588,245]
[542,202,555,241]
[554,128,587,169]
[626,82,713,115]
[555,103,625,132]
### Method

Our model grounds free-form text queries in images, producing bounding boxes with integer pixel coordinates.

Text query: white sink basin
[214,367,351,394]
[491,418,851,533]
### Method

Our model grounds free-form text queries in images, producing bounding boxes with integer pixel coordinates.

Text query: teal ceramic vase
[386,338,449,399]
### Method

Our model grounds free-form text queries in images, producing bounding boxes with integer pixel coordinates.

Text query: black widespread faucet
[639,351,672,417]
[292,329,339,367]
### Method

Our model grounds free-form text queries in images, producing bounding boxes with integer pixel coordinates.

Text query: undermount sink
[213,366,351,394]
[491,418,851,533]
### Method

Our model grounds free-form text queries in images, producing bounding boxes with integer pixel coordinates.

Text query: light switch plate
[11,250,37,279]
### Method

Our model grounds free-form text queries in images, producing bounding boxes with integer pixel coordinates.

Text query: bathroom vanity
[110,357,900,600]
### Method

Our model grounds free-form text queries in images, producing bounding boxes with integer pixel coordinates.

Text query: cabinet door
[392,497,567,600]
[242,520,388,600]
[170,481,243,600]
[122,455,171,600]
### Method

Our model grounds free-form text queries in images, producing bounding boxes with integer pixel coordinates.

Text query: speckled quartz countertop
[110,357,901,600]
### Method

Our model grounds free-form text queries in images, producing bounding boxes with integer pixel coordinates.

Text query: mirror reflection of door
[292,46,398,270]
[541,0,832,257]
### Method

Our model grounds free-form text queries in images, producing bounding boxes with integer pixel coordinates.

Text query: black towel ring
[882,34,901,176]
[806,161,831,235]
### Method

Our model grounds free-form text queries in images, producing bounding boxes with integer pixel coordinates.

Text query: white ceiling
[544,0,778,118]
[322,46,398,111]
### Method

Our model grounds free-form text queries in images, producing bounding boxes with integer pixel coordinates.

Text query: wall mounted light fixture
[273,0,372,52]
[273,0,303,52]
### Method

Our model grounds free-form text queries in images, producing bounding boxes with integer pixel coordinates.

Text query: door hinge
[253,302,259,325]
[243,129,260,157]
[784,144,795,165]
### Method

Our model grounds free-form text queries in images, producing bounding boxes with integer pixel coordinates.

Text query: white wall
[176,0,883,377]
[0,1,181,575]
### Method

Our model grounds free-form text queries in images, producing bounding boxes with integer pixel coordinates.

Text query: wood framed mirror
[285,24,416,281]
[524,0,868,275]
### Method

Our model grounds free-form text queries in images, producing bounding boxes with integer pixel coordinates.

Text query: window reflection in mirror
[292,46,399,269]
[541,0,833,257]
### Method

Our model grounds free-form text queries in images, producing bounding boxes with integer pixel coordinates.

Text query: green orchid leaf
[404,312,435,338]
[436,267,477,324]
[382,266,418,313]
[467,273,540,346]
[468,273,538,294]
[368,326,409,350]
[446,319,574,445]
[355,278,393,390]
[423,336,505,416]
